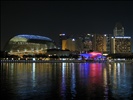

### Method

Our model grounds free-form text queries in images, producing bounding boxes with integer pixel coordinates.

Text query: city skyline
[1,1,133,50]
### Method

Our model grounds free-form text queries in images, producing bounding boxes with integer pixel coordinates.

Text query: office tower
[59,33,67,49]
[106,34,112,54]
[113,23,124,36]
[62,38,76,51]
[62,36,84,52]
[92,34,110,53]
[76,37,84,53]
[83,34,93,52]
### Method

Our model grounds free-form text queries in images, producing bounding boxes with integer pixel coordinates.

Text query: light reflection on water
[1,62,133,100]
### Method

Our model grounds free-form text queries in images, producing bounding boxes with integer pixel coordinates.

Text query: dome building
[4,34,57,57]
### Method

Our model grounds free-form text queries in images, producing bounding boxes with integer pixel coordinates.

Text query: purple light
[80,51,104,60]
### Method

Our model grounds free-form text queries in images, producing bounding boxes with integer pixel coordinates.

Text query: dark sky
[1,1,133,50]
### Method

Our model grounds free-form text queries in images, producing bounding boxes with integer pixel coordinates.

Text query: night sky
[1,1,133,50]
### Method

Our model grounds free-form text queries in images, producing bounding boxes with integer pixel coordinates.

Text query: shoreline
[1,59,133,63]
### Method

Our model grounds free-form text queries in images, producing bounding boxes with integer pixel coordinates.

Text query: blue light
[80,52,106,60]
[17,34,52,41]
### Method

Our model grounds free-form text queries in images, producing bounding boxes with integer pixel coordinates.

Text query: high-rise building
[111,36,131,53]
[92,34,111,54]
[83,34,93,51]
[62,38,76,51]
[111,23,132,53]
[76,37,84,53]
[113,23,124,36]
[106,34,112,54]
[59,33,67,49]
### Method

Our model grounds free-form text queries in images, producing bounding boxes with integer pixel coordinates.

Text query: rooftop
[17,34,52,41]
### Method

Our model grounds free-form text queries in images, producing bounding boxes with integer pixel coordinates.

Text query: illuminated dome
[4,34,57,56]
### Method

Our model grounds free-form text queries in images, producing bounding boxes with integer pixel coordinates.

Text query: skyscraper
[113,23,124,36]
[59,33,67,49]
[92,34,110,53]
[111,23,132,53]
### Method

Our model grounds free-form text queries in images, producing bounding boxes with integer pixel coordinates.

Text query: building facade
[83,34,93,52]
[111,36,131,53]
[92,34,111,54]
[59,33,67,49]
[62,38,76,51]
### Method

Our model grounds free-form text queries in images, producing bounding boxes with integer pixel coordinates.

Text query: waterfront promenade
[1,59,87,63]
[1,59,133,63]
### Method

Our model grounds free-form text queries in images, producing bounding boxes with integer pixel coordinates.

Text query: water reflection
[107,63,133,99]
[1,62,133,100]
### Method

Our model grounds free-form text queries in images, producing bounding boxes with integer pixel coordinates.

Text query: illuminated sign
[111,36,131,39]
[59,34,65,36]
